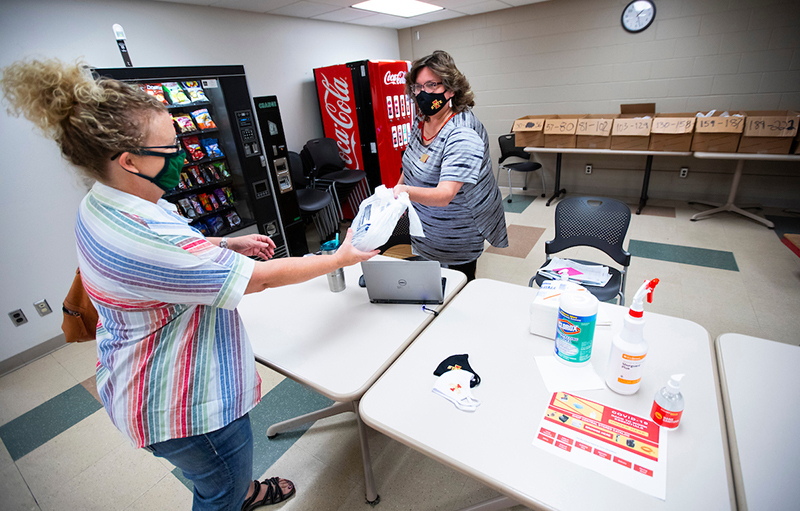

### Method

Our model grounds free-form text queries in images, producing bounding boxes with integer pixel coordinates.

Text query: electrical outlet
[34,299,53,317]
[680,167,689,178]
[585,164,593,174]
[9,309,28,327]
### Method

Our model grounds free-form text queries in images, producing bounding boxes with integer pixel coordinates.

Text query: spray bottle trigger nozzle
[645,278,659,303]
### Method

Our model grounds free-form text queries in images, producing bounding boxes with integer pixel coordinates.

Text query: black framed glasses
[110,143,181,161]
[410,81,443,95]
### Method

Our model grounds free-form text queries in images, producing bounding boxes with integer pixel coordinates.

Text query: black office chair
[301,138,369,219]
[529,196,631,305]
[288,151,337,242]
[498,133,545,203]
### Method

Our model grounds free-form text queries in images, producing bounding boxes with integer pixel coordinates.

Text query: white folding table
[236,257,467,504]
[715,333,800,511]
[360,279,735,511]
[690,152,800,228]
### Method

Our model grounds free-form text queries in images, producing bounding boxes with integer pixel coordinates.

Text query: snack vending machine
[313,60,412,190]
[93,65,289,258]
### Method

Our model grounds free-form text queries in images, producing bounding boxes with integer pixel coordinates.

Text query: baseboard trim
[0,333,67,377]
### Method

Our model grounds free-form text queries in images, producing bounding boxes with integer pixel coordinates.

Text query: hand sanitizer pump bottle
[605,279,659,394]
[651,374,685,429]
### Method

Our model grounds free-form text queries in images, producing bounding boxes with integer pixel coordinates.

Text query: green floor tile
[629,239,738,271]
[0,384,103,461]
[173,378,333,490]
[503,194,535,213]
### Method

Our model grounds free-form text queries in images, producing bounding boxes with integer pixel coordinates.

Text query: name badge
[420,154,429,163]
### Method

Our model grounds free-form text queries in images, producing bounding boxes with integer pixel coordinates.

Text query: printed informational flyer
[533,392,667,500]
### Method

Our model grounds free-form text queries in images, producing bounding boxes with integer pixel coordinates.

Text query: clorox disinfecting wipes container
[554,291,599,367]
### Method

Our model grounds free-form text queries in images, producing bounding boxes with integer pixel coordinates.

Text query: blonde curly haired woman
[1,58,377,510]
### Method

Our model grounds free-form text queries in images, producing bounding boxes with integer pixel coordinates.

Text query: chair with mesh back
[529,196,631,305]
[288,151,337,242]
[301,138,370,219]
[498,133,545,203]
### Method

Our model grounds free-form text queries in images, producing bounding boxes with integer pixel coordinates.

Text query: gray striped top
[402,109,508,265]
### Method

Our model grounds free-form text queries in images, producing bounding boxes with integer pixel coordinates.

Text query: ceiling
[153,0,552,29]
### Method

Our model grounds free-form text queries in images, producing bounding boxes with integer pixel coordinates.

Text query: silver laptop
[361,260,446,304]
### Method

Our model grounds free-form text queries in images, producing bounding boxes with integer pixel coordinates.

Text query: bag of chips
[188,195,204,215]
[191,108,216,130]
[182,136,205,162]
[213,161,230,179]
[193,219,210,236]
[186,166,203,186]
[223,187,234,203]
[182,81,208,103]
[205,163,221,181]
[209,215,225,234]
[196,164,210,183]
[214,188,229,206]
[178,198,196,219]
[173,114,197,134]
[208,193,220,210]
[162,82,191,105]
[145,84,168,105]
[203,138,224,159]
[225,211,242,228]
[199,193,214,212]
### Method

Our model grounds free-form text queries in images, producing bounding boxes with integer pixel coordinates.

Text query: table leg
[354,403,380,505]
[265,401,353,438]
[690,160,775,228]
[546,152,566,206]
[636,155,654,215]
[454,495,516,511]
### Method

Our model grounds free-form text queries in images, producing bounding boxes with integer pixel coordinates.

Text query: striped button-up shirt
[76,182,259,448]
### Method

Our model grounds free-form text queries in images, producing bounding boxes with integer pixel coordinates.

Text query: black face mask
[415,90,448,117]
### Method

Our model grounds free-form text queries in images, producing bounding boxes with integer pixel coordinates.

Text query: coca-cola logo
[384,70,406,86]
[320,73,360,168]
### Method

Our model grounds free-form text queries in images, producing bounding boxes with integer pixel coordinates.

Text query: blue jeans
[145,414,253,511]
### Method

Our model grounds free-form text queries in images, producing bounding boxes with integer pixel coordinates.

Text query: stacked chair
[301,138,370,220]
[287,151,338,242]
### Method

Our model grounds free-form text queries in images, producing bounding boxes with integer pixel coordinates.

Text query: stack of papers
[538,258,611,287]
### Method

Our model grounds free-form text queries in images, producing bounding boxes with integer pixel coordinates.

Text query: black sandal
[242,477,296,510]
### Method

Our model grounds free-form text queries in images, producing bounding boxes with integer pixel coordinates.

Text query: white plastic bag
[350,185,424,251]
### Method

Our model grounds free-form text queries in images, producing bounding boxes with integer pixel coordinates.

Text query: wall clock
[622,0,656,33]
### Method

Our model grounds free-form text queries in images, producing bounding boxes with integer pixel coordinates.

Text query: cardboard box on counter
[738,111,800,154]
[692,112,746,153]
[543,115,586,148]
[511,115,557,147]
[576,114,618,149]
[649,113,696,152]
[611,103,654,151]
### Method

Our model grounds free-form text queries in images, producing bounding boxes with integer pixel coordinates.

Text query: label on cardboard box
[513,118,545,132]
[744,116,798,137]
[545,119,579,135]
[612,118,652,136]
[577,119,613,136]
[651,117,695,134]
[695,116,745,133]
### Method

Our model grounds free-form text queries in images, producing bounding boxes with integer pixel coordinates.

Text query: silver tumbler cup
[321,247,346,293]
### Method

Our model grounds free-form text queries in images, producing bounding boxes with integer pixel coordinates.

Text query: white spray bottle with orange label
[605,279,659,395]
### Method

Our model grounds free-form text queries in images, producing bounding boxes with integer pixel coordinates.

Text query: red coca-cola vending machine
[313,60,412,191]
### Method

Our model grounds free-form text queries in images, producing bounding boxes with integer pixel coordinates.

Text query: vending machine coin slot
[273,157,293,193]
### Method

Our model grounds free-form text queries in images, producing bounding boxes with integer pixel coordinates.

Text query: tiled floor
[1,192,798,511]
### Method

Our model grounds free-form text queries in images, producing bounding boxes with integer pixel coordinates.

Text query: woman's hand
[227,234,276,259]
[393,184,410,198]
[334,228,380,267]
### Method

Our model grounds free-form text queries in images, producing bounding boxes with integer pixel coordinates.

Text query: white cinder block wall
[399,0,800,207]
